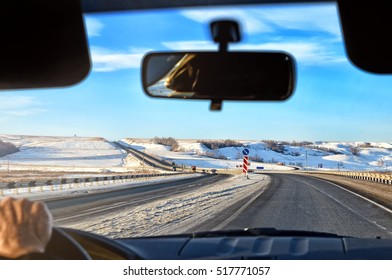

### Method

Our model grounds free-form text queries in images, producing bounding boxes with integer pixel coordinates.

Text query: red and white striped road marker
[243,156,249,174]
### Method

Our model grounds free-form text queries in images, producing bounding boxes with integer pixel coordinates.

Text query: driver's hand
[0,197,52,259]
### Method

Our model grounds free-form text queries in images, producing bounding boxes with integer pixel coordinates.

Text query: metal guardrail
[307,170,392,185]
[0,172,184,196]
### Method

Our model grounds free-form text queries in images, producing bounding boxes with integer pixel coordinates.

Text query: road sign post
[243,156,249,173]
[242,149,250,178]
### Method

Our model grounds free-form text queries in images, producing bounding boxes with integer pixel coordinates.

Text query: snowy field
[0,135,391,174]
[60,173,270,238]
[121,138,392,171]
[0,135,140,173]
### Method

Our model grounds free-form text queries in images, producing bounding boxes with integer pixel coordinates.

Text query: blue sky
[0,3,391,142]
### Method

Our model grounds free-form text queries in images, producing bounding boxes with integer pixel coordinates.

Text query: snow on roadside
[60,174,270,238]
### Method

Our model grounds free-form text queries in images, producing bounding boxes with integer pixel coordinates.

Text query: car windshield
[0,3,391,240]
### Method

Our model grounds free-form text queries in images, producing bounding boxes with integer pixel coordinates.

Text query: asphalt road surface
[190,173,392,239]
[47,172,392,239]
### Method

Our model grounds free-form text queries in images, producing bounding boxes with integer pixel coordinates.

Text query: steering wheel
[23,227,92,260]
[1,227,141,260]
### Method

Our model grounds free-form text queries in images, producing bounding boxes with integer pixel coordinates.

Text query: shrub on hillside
[0,140,19,157]
[289,141,313,147]
[349,145,360,156]
[288,151,301,156]
[358,142,372,148]
[204,151,227,160]
[262,140,286,154]
[151,137,179,151]
[197,139,242,150]
[307,145,342,155]
[249,154,264,162]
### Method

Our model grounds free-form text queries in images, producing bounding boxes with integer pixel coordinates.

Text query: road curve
[113,141,173,171]
[191,173,392,239]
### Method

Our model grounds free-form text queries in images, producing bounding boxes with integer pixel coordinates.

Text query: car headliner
[81,0,333,13]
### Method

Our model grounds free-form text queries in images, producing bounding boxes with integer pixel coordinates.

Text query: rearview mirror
[142,52,295,102]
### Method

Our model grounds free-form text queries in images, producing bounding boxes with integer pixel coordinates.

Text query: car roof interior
[1,0,391,91]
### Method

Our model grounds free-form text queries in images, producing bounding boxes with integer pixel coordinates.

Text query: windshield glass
[0,3,391,240]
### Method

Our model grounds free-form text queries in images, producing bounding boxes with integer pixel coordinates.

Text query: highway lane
[113,142,173,171]
[192,173,392,239]
[46,174,229,225]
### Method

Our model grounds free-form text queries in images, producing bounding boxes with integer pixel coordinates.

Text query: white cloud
[162,40,216,50]
[0,96,38,110]
[128,47,154,54]
[85,17,104,37]
[0,95,45,118]
[162,40,345,65]
[181,10,274,34]
[253,4,342,38]
[166,4,345,66]
[90,47,146,72]
[233,42,346,65]
[181,3,341,39]
[3,109,46,117]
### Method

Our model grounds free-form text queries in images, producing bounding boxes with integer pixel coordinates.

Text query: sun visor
[338,1,392,74]
[0,0,90,90]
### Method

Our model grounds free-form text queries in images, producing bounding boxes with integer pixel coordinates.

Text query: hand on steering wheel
[0,197,91,259]
[0,197,52,258]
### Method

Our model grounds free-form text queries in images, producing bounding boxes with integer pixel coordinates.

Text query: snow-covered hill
[0,135,139,172]
[1,135,390,172]
[122,139,392,171]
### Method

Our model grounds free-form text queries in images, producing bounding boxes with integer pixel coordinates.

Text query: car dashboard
[64,228,392,260]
